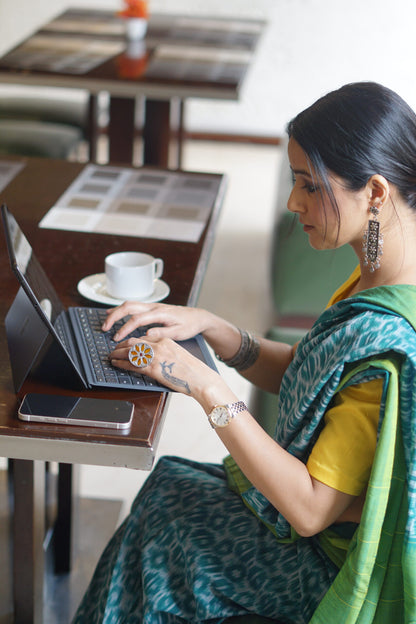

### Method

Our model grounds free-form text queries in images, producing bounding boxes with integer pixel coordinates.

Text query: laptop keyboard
[74,307,162,389]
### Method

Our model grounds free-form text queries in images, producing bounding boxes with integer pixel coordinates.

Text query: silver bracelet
[216,329,260,371]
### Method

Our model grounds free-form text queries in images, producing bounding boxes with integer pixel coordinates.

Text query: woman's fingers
[109,336,208,396]
[102,302,156,332]
[102,302,207,343]
[109,345,132,361]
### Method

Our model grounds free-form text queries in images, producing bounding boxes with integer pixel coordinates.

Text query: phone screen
[18,393,134,430]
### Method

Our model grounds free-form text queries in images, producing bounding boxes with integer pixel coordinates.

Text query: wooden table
[0,8,264,166]
[0,156,225,623]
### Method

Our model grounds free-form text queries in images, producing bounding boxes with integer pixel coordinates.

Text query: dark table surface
[0,156,225,465]
[0,9,265,166]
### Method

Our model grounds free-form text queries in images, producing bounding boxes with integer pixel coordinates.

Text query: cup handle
[154,258,164,280]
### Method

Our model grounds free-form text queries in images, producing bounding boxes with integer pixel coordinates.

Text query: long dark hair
[287,82,416,227]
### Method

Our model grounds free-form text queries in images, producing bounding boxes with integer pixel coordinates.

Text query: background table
[0,156,225,623]
[0,9,264,166]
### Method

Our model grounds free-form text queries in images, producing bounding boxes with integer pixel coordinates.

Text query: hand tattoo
[160,361,191,394]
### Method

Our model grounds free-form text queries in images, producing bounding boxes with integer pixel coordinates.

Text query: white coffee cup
[105,251,164,300]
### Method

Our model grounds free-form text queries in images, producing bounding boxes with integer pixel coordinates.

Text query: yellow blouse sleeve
[293,265,381,496]
[306,379,382,496]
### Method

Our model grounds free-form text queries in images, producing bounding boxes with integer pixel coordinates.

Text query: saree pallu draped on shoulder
[224,284,416,623]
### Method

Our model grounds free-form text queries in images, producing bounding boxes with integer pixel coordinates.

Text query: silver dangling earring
[363,204,383,272]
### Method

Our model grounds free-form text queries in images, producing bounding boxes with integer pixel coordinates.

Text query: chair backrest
[0,86,89,132]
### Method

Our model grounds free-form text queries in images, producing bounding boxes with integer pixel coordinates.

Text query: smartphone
[18,393,134,430]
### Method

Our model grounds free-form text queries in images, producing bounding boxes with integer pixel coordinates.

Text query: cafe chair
[0,85,90,159]
[0,85,89,131]
[0,119,83,159]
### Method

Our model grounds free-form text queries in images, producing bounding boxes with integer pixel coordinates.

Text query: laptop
[2,204,217,392]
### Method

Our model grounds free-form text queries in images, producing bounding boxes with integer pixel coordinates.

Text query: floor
[0,139,283,623]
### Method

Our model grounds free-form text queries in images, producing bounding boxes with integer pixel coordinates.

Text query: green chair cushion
[271,211,356,321]
[0,91,88,134]
[0,120,82,159]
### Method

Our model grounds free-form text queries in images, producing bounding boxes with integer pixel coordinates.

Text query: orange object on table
[118,0,149,19]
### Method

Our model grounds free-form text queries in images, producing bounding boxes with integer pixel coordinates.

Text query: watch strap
[208,400,247,428]
[227,401,247,418]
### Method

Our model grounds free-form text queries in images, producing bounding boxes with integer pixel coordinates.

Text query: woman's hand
[102,301,215,343]
[102,301,294,395]
[110,335,236,410]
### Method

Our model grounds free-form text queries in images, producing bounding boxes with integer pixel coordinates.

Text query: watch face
[210,406,230,427]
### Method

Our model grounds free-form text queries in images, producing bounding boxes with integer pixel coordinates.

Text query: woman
[73,83,416,624]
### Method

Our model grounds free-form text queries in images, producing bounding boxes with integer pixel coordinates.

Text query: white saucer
[77,273,170,306]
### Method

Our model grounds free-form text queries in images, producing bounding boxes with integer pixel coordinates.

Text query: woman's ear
[366,174,390,206]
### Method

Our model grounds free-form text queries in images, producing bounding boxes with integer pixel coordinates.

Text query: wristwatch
[208,401,247,429]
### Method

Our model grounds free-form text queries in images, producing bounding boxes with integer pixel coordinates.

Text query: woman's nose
[287,187,304,214]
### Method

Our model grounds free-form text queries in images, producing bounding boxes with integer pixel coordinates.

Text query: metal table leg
[13,459,45,624]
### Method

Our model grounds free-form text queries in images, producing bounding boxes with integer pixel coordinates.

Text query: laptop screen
[2,204,64,328]
[2,204,89,389]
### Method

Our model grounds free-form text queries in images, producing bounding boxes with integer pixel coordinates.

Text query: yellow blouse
[306,266,383,496]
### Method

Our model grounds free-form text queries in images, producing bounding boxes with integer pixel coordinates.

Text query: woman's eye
[291,173,319,194]
[302,184,318,194]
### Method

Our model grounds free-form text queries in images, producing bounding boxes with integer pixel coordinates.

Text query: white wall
[0,0,415,137]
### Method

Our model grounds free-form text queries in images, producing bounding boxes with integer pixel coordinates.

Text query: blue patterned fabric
[73,284,416,624]
[72,457,338,624]
[238,285,416,540]
[226,285,416,622]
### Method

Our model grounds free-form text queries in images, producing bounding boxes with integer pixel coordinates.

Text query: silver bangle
[216,329,260,371]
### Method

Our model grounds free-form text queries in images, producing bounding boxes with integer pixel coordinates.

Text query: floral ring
[128,342,154,368]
